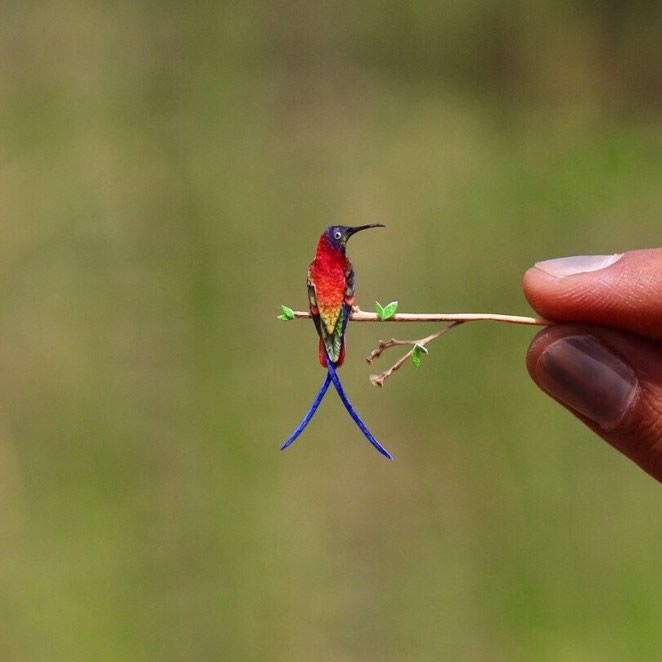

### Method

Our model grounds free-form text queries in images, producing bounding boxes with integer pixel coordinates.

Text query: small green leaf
[376,301,385,320]
[376,300,398,320]
[382,301,398,320]
[412,343,428,368]
[277,304,295,321]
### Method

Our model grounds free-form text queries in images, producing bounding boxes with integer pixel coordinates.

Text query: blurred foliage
[1,1,661,660]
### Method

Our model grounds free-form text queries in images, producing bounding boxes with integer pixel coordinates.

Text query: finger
[523,248,662,341]
[527,324,662,481]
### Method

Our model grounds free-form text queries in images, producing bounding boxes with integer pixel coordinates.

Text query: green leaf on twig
[277,305,295,321]
[376,300,398,321]
[412,343,428,368]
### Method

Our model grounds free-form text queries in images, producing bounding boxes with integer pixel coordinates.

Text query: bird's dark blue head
[323,224,385,253]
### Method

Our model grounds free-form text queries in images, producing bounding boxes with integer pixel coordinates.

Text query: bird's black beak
[346,224,385,239]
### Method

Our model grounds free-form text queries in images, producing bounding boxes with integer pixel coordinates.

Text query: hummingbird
[281,225,393,460]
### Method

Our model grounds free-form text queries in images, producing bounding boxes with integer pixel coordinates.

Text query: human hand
[524,248,662,481]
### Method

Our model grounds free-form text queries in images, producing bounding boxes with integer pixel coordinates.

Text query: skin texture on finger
[524,248,662,342]
[527,324,662,481]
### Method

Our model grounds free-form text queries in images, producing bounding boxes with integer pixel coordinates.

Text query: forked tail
[280,373,332,451]
[326,360,393,460]
[281,350,393,460]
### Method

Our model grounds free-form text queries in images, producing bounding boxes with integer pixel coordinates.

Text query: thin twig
[288,306,550,326]
[369,322,463,387]
[366,322,467,363]
[281,305,552,387]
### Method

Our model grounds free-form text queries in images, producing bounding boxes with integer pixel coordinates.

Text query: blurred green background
[2,1,661,660]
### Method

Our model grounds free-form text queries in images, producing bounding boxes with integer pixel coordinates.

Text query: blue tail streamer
[280,372,332,451]
[326,359,394,461]
[281,342,393,460]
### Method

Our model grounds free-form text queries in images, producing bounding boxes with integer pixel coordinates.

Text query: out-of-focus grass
[1,2,661,660]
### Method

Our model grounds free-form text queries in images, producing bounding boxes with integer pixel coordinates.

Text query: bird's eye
[334,231,342,240]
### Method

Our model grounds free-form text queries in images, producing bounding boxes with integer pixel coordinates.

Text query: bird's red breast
[310,236,347,335]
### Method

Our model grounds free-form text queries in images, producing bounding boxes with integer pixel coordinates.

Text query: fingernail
[535,335,638,430]
[535,254,623,277]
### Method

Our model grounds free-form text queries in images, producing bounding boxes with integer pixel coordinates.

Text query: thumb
[523,249,662,341]
[527,325,662,481]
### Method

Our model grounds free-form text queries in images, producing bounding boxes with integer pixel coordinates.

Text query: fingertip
[525,325,561,382]
[525,324,662,481]
[530,331,638,431]
[522,265,544,293]
[522,249,662,341]
[522,266,558,321]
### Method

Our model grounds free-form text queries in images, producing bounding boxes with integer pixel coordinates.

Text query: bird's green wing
[344,260,355,306]
[307,264,322,338]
